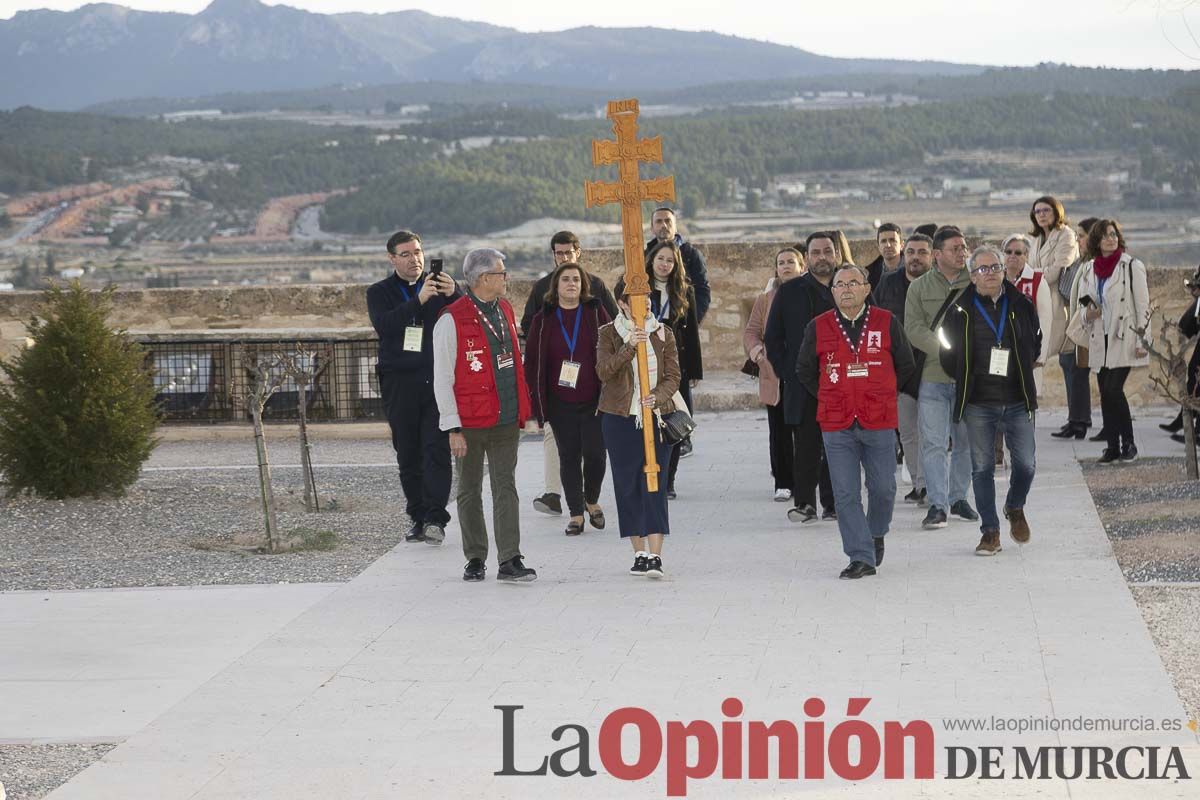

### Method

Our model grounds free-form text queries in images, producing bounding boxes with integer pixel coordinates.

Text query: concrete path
[33,410,1200,798]
[0,584,337,743]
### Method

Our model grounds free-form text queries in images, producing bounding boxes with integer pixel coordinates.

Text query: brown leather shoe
[975,529,1001,556]
[1004,507,1031,544]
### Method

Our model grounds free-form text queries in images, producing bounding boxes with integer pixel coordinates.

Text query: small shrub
[0,282,159,498]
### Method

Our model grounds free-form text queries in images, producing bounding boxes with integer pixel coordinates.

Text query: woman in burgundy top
[524,263,612,535]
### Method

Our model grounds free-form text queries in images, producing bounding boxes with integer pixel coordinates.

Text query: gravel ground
[0,461,421,591]
[1080,456,1200,583]
[1131,586,1200,725]
[0,744,116,800]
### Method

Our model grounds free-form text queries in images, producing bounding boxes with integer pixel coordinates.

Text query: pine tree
[0,283,159,498]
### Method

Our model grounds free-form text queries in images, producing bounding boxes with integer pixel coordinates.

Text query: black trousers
[380,370,451,526]
[546,396,607,516]
[767,401,793,490]
[666,378,694,490]
[1097,366,1133,450]
[1060,351,1093,427]
[792,399,834,512]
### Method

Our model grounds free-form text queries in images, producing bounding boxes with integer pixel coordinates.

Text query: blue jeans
[963,403,1037,533]
[822,425,896,567]
[917,381,972,512]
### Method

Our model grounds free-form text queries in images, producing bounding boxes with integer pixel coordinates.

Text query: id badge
[558,360,581,388]
[496,352,515,370]
[403,326,423,352]
[989,347,1010,376]
[846,362,869,378]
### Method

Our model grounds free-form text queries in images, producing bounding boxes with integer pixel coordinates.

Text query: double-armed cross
[586,99,676,491]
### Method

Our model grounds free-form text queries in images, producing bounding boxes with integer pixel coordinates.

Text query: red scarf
[1093,248,1123,281]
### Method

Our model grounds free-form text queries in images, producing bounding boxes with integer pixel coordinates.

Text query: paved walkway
[23,411,1200,798]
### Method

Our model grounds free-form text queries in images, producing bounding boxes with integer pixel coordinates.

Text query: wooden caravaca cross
[585,98,676,492]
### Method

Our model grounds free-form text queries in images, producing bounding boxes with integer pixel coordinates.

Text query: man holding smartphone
[367,230,460,545]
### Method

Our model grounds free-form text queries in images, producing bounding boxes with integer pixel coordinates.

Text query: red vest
[445,296,531,429]
[1014,269,1043,304]
[814,306,899,432]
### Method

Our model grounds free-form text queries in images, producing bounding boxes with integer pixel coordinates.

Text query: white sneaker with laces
[774,488,792,502]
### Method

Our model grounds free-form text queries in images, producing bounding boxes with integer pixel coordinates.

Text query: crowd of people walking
[368,197,1189,583]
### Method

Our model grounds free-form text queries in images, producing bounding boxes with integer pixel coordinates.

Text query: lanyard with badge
[974,295,1010,376]
[556,307,583,388]
[651,292,671,323]
[475,302,514,370]
[838,307,872,379]
[399,278,425,352]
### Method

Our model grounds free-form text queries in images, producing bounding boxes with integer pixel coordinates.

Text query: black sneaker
[1097,448,1121,465]
[405,520,426,543]
[1119,442,1139,463]
[903,487,926,505]
[667,486,677,500]
[787,503,817,523]
[645,555,664,579]
[821,508,837,521]
[1088,428,1108,442]
[949,500,979,522]
[922,506,948,529]
[679,439,694,459]
[532,493,562,515]
[839,560,876,580]
[874,537,885,567]
[462,558,485,581]
[497,555,537,582]
[630,554,649,576]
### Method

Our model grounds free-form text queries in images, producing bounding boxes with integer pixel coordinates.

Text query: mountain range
[0,0,981,110]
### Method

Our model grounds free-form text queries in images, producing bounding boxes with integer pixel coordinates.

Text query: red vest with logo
[445,296,531,429]
[814,306,899,432]
[1014,270,1043,304]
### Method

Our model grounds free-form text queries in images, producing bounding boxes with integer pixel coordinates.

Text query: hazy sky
[3,0,1200,70]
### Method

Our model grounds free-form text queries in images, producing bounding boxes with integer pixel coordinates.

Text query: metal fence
[138,337,384,423]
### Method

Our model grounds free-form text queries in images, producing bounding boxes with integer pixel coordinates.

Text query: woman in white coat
[1074,219,1151,465]
[1027,196,1083,435]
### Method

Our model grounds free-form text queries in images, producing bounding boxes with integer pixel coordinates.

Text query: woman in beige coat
[1028,196,1082,433]
[744,247,804,501]
[1074,219,1150,464]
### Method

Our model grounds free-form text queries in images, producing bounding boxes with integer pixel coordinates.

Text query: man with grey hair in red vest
[797,265,917,579]
[433,248,537,583]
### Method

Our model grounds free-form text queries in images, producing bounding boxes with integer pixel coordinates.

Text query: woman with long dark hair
[1074,219,1151,464]
[524,262,611,535]
[615,240,702,499]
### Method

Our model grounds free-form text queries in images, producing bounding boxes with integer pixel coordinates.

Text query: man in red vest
[433,248,537,583]
[798,266,917,579]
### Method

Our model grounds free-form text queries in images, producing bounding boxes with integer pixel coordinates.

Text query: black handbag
[660,408,696,444]
[740,358,760,378]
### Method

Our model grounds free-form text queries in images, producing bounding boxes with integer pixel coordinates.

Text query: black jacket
[938,283,1042,423]
[645,236,711,323]
[520,270,618,336]
[1180,296,1200,396]
[873,268,922,398]
[614,278,704,383]
[367,272,461,373]
[763,272,835,424]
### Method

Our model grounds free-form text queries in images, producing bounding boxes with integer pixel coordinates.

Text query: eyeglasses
[1003,249,1026,256]
[832,280,865,290]
[483,270,509,279]
[971,264,1004,274]
[1033,207,1053,215]
[1101,231,1120,240]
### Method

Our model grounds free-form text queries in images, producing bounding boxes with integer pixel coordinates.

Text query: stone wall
[2,241,1195,409]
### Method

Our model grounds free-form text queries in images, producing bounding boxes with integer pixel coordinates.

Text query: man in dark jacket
[366,230,461,544]
[765,231,842,522]
[874,232,933,504]
[865,222,904,291]
[519,230,618,516]
[1164,266,1200,443]
[938,245,1041,556]
[646,207,711,323]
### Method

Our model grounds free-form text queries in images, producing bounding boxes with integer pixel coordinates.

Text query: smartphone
[430,258,443,276]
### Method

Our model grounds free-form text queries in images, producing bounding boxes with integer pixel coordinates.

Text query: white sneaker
[773,488,792,502]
